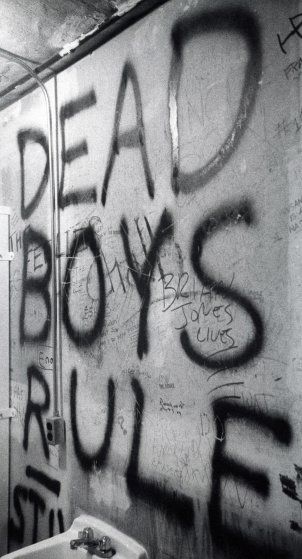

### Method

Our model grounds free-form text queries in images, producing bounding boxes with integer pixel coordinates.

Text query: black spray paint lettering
[9,485,28,544]
[137,215,166,280]
[20,227,52,344]
[27,466,64,539]
[169,7,262,195]
[70,371,194,529]
[10,468,64,545]
[101,61,154,206]
[18,129,49,220]
[49,509,65,538]
[26,466,64,533]
[277,14,302,55]
[126,378,194,528]
[70,368,115,472]
[23,365,50,459]
[9,486,46,546]
[180,201,264,369]
[29,488,46,544]
[26,465,61,497]
[209,400,292,558]
[63,225,105,347]
[59,90,97,209]
[120,209,173,359]
[279,474,302,504]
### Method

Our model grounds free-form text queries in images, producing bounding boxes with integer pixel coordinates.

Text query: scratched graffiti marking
[277,14,302,55]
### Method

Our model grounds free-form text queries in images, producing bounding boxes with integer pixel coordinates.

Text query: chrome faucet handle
[99,536,112,553]
[70,527,115,557]
[79,527,94,540]
[86,535,115,558]
[70,527,97,550]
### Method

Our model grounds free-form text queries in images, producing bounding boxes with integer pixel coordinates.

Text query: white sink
[3,515,148,559]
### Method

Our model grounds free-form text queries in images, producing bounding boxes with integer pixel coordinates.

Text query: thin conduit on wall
[0,47,61,418]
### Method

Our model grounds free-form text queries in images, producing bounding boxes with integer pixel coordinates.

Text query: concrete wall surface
[1,1,302,557]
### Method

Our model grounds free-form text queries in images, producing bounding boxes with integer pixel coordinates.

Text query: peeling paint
[113,0,146,17]
[59,24,106,57]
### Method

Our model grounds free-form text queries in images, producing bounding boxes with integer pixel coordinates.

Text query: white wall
[1,1,302,557]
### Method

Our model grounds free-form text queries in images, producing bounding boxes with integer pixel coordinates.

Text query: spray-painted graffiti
[7,3,299,558]
[101,62,154,206]
[209,400,292,557]
[59,90,97,209]
[169,7,262,195]
[20,228,52,344]
[23,365,50,459]
[63,226,106,346]
[10,466,64,545]
[180,201,264,370]
[120,209,173,358]
[18,129,49,220]
[70,369,115,471]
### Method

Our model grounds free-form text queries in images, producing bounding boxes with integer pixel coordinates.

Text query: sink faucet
[70,527,115,557]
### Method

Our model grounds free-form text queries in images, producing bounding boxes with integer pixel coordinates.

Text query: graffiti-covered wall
[1,0,302,557]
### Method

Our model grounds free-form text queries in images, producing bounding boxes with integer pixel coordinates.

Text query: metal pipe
[0,47,61,417]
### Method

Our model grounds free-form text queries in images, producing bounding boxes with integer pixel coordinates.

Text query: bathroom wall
[1,0,302,557]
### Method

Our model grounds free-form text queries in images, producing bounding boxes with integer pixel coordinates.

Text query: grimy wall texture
[0,0,302,557]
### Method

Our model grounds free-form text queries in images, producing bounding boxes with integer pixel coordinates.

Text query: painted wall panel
[0,1,302,558]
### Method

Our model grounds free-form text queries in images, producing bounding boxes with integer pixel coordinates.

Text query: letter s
[180,201,263,369]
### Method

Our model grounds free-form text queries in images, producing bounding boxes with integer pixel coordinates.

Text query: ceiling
[0,0,155,109]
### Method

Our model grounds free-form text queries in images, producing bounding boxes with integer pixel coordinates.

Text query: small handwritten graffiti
[277,14,302,54]
[118,415,127,435]
[275,109,302,140]
[159,398,185,415]
[284,57,302,80]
